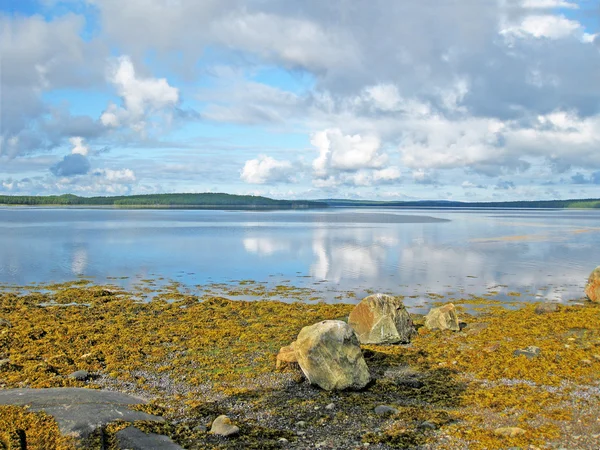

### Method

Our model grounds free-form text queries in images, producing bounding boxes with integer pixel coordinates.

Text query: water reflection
[71,245,88,275]
[243,237,293,256]
[0,208,597,306]
[310,227,395,281]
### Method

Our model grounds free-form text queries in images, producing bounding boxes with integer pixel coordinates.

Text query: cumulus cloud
[6,0,600,200]
[50,154,91,177]
[240,155,294,184]
[412,169,438,185]
[92,168,136,183]
[100,56,179,133]
[571,172,600,185]
[312,129,387,175]
[521,0,579,9]
[210,12,359,73]
[0,13,106,158]
[69,137,89,156]
[500,14,583,40]
[373,167,402,182]
[496,180,516,190]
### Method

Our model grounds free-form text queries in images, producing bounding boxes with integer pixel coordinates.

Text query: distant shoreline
[0,193,599,209]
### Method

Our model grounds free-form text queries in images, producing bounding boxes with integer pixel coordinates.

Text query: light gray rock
[424,303,460,331]
[210,415,239,437]
[68,370,89,381]
[294,320,370,391]
[116,426,184,450]
[374,405,399,415]
[348,294,416,344]
[0,388,164,438]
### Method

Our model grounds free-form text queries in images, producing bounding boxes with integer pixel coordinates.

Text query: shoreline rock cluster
[277,293,461,391]
[0,266,599,449]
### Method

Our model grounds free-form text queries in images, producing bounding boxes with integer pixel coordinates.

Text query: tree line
[0,193,327,209]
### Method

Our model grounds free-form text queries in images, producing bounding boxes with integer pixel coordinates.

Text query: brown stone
[424,303,460,331]
[348,294,416,344]
[584,266,600,302]
[276,343,298,369]
[210,415,239,437]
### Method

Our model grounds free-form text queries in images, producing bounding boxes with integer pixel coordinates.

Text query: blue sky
[1,0,600,201]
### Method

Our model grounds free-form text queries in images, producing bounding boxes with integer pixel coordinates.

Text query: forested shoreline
[0,193,326,209]
[1,193,599,209]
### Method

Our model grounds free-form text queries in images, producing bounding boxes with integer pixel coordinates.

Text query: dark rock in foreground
[0,388,164,438]
[116,426,184,449]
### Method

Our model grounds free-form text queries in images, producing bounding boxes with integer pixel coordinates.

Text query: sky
[1,0,600,201]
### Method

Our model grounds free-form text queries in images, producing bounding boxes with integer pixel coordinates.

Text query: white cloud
[364,84,402,112]
[211,12,358,73]
[69,136,89,156]
[312,128,387,177]
[500,15,582,40]
[412,169,437,185]
[240,155,294,184]
[94,168,136,183]
[373,167,401,182]
[100,56,179,132]
[521,0,578,9]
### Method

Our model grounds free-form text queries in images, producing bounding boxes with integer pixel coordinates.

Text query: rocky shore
[0,272,599,449]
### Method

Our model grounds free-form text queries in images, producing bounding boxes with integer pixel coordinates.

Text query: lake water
[0,207,598,308]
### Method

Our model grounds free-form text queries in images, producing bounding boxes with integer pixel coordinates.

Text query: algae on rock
[424,303,460,332]
[348,294,416,344]
[294,320,370,390]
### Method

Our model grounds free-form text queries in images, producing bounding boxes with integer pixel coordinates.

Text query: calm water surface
[0,207,598,307]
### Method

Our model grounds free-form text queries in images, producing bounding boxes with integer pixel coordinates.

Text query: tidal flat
[0,281,599,450]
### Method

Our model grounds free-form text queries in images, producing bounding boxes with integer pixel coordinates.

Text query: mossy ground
[0,282,598,449]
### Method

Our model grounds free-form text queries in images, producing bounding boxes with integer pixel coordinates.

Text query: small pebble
[325,403,335,410]
[278,437,288,443]
[295,421,306,428]
[374,405,399,415]
[418,421,437,430]
[68,370,89,381]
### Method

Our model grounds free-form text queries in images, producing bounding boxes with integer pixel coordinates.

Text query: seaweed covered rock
[424,303,460,331]
[294,320,370,391]
[276,343,298,369]
[348,294,416,344]
[584,266,600,303]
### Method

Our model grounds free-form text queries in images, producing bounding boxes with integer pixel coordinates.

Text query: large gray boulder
[294,320,370,391]
[0,388,164,438]
[348,294,416,344]
[584,266,600,303]
[424,303,460,331]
